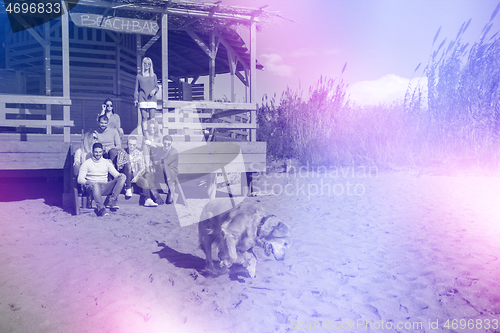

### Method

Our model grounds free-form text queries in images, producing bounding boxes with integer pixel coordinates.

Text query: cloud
[289,49,318,58]
[347,74,427,107]
[323,48,341,56]
[288,48,341,58]
[260,53,294,77]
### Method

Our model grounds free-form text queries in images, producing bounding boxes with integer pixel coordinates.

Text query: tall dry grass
[259,88,417,168]
[258,3,500,172]
[410,2,500,169]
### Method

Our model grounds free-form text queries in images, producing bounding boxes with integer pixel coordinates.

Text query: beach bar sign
[70,13,159,35]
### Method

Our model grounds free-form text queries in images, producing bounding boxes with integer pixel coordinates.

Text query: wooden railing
[162,100,257,142]
[0,95,74,142]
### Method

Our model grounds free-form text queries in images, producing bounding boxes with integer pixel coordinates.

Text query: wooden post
[161,13,168,134]
[62,2,71,142]
[136,34,143,135]
[249,20,257,142]
[116,38,121,97]
[44,22,52,135]
[228,52,236,103]
[244,67,249,103]
[209,32,216,101]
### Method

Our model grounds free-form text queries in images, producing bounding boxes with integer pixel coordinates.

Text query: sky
[211,0,500,106]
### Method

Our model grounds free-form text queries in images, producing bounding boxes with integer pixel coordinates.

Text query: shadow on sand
[154,241,251,282]
[154,241,206,273]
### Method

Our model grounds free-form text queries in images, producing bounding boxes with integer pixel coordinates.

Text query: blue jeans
[84,174,126,209]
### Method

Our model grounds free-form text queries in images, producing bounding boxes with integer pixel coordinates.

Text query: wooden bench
[175,141,266,197]
[69,143,188,214]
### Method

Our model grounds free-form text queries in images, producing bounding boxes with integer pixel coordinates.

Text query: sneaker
[144,198,158,207]
[107,196,120,209]
[96,206,109,217]
[125,188,133,199]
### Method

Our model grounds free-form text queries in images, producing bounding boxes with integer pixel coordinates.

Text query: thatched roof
[72,0,267,78]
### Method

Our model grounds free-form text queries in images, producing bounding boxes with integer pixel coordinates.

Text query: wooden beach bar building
[0,0,267,211]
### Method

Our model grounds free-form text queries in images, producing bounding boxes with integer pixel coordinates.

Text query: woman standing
[134,57,159,133]
[99,98,124,138]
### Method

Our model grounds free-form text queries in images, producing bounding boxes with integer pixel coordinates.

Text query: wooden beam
[179,154,264,164]
[244,67,249,102]
[219,53,248,87]
[75,2,260,23]
[169,49,205,72]
[186,29,211,57]
[141,29,162,52]
[212,109,250,119]
[116,34,123,96]
[61,6,70,99]
[161,122,255,130]
[217,32,251,87]
[169,62,187,74]
[62,2,71,142]
[235,70,248,87]
[168,8,258,23]
[162,12,169,117]
[0,119,74,127]
[185,29,222,100]
[163,100,256,110]
[216,31,249,72]
[177,163,265,174]
[10,14,47,46]
[249,20,257,141]
[228,52,236,102]
[175,17,202,30]
[172,141,265,153]
[250,20,257,105]
[209,32,216,101]
[44,23,52,134]
[136,34,143,134]
[105,30,120,43]
[0,96,71,105]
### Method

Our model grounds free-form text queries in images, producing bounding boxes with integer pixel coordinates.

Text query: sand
[1,169,500,333]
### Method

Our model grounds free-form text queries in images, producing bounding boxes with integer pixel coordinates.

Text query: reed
[259,4,500,172]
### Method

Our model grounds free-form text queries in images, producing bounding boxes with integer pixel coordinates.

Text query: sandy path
[1,170,500,333]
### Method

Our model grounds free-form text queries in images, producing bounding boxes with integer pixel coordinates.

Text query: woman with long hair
[99,98,124,138]
[142,119,162,169]
[73,130,98,175]
[134,57,159,133]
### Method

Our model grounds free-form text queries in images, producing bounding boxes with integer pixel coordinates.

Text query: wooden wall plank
[178,162,265,174]
[172,141,265,153]
[0,141,69,153]
[178,154,265,164]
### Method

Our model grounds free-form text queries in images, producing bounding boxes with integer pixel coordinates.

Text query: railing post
[62,2,71,142]
[162,12,169,135]
[250,20,257,142]
[44,22,52,135]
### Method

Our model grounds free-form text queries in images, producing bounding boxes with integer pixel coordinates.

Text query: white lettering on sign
[70,13,159,35]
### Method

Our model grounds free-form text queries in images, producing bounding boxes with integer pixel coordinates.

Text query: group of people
[74,96,179,217]
[73,56,174,216]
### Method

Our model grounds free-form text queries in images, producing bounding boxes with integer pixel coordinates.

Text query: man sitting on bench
[77,142,126,216]
[151,135,179,204]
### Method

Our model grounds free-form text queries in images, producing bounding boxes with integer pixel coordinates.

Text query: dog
[198,199,291,277]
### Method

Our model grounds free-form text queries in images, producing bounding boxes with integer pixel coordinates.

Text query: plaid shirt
[127,148,146,178]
